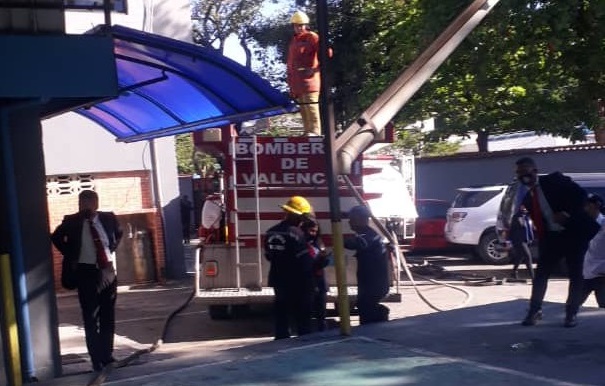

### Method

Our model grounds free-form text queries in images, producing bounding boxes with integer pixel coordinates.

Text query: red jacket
[287,30,320,97]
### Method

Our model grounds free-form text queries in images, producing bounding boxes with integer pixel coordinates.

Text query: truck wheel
[208,305,233,320]
[477,229,510,265]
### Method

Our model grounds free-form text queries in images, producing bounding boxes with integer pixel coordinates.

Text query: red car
[410,199,451,251]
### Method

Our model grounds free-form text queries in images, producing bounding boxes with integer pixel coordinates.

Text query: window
[452,189,502,208]
[416,201,450,219]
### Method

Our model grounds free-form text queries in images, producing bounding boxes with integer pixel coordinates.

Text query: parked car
[410,199,451,251]
[445,185,508,264]
[446,173,605,265]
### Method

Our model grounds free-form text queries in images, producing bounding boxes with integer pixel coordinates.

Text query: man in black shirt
[265,196,315,339]
[344,205,390,324]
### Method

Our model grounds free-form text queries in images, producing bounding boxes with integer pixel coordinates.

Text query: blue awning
[51,25,297,143]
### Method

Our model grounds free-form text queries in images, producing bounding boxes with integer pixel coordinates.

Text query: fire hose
[88,178,474,384]
[87,286,196,386]
[342,175,473,312]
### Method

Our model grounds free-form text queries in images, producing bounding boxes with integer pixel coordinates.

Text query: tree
[329,0,605,152]
[187,0,277,173]
[236,1,605,154]
[391,125,460,157]
[175,134,221,176]
[191,0,266,68]
[175,134,196,175]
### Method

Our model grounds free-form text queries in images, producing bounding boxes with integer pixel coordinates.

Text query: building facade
[43,0,193,288]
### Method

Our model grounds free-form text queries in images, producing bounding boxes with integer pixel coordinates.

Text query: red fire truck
[191,0,499,319]
[192,125,404,319]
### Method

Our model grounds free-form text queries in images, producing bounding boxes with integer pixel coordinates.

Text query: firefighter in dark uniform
[265,196,315,339]
[344,205,390,324]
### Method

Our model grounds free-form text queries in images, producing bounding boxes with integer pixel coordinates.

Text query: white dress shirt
[79,215,113,266]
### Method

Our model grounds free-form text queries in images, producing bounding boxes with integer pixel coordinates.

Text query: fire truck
[191,0,499,319]
[192,126,407,319]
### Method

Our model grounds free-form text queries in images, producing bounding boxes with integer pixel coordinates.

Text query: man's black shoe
[564,314,577,328]
[92,362,103,372]
[521,309,542,326]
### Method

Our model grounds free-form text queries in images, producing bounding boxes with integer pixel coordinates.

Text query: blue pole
[1,106,37,381]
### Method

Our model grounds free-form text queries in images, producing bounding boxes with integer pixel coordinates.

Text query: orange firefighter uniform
[287,11,321,136]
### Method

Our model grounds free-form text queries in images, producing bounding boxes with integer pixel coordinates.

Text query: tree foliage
[191,0,267,67]
[175,134,196,175]
[188,1,605,156]
[328,0,605,152]
[175,134,221,176]
[186,0,279,173]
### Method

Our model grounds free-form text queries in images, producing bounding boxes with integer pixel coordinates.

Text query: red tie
[89,220,110,268]
[529,188,545,239]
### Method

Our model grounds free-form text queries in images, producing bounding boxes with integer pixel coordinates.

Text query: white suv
[445,185,509,264]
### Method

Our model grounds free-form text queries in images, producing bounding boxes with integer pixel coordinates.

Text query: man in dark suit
[51,190,123,371]
[516,157,599,327]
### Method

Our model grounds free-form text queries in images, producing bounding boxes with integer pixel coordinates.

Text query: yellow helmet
[291,10,310,25]
[281,196,312,215]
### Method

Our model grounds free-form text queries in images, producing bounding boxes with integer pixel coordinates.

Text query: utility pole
[316,0,351,335]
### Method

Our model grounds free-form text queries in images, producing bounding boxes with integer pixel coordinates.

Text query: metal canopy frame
[43,25,297,143]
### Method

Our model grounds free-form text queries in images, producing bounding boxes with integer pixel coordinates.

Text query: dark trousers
[529,232,584,315]
[313,277,327,331]
[357,288,389,325]
[182,221,191,243]
[273,284,313,339]
[511,240,534,278]
[578,277,605,308]
[77,264,117,368]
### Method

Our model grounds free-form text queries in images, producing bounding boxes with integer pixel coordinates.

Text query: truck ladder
[335,0,500,174]
[230,134,263,289]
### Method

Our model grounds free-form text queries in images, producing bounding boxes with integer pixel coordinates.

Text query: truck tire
[476,229,510,265]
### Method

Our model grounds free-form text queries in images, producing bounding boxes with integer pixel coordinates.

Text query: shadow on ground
[50,299,605,386]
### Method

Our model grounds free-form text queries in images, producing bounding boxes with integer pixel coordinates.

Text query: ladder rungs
[233,157,255,161]
[237,263,260,267]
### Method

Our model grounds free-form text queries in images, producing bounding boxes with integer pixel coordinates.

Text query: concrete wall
[43,113,151,174]
[416,145,605,202]
[42,0,193,279]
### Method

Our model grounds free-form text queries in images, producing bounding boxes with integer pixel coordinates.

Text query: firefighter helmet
[281,196,312,215]
[290,10,310,25]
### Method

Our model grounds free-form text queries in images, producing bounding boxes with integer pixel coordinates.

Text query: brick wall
[47,170,165,290]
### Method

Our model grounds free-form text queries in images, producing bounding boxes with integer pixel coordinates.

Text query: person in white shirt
[579,193,605,308]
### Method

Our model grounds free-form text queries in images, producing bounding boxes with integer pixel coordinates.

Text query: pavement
[36,253,605,386]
